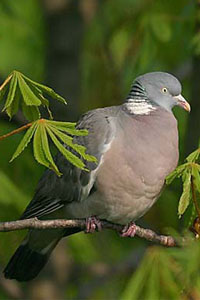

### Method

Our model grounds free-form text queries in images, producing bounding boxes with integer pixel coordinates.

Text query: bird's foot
[85,216,102,233]
[121,221,137,238]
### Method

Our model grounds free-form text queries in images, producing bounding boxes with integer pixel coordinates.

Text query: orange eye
[162,87,168,93]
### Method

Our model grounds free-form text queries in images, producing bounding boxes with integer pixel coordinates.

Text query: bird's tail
[3,228,81,281]
[3,243,52,281]
[3,229,64,281]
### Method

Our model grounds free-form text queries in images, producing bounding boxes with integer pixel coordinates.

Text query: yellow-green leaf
[10,122,37,162]
[178,171,192,217]
[166,163,188,185]
[22,74,67,104]
[46,127,87,170]
[33,124,51,170]
[50,126,96,162]
[33,124,47,165]
[192,164,200,194]
[3,73,17,110]
[40,124,61,176]
[17,74,41,106]
[187,149,200,163]
[21,100,41,121]
[6,89,20,119]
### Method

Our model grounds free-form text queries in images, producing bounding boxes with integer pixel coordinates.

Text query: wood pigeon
[4,72,190,281]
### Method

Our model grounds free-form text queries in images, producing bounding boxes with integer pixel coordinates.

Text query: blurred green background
[0,0,200,299]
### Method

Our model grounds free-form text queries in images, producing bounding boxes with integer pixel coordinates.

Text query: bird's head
[126,72,190,114]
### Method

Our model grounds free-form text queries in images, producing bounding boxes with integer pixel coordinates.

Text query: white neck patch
[125,99,157,115]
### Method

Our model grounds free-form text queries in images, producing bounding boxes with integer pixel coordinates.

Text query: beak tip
[174,94,191,113]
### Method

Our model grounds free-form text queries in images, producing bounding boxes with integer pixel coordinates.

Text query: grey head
[125,72,190,115]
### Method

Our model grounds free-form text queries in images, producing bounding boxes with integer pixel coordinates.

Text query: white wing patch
[80,139,114,202]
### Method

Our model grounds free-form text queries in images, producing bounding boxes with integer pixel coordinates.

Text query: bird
[3,71,190,281]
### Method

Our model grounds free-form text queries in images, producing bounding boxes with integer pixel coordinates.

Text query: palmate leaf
[0,70,67,120]
[6,86,20,119]
[17,74,41,106]
[186,148,200,163]
[46,127,87,171]
[10,122,37,162]
[0,74,12,103]
[48,125,96,162]
[21,100,41,121]
[9,119,96,176]
[45,120,89,136]
[3,72,17,110]
[33,123,61,176]
[166,163,188,185]
[22,74,67,104]
[191,163,200,194]
[178,171,192,217]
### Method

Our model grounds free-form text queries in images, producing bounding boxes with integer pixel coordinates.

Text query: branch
[0,218,180,247]
[0,122,32,141]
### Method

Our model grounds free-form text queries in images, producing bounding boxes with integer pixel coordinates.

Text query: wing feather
[20,107,118,219]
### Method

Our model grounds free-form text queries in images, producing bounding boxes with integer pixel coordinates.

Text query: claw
[121,221,136,238]
[85,216,102,233]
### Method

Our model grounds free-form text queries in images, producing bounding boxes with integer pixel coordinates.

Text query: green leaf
[0,81,8,103]
[22,74,67,104]
[21,100,41,121]
[0,74,12,103]
[17,74,41,106]
[6,88,20,119]
[45,121,77,129]
[46,127,87,170]
[33,123,61,175]
[166,163,188,185]
[40,124,61,176]
[33,124,49,168]
[46,120,88,136]
[186,149,200,163]
[49,125,97,162]
[178,171,192,217]
[3,73,17,110]
[191,164,200,194]
[10,122,37,162]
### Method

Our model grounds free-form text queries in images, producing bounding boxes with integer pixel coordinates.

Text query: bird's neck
[123,80,157,115]
[123,99,157,115]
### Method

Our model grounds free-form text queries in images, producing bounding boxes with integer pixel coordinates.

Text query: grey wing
[20,107,117,220]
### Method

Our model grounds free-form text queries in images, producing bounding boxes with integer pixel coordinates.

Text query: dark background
[0,0,200,299]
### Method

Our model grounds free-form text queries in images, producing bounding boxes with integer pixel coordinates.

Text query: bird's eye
[162,87,168,93]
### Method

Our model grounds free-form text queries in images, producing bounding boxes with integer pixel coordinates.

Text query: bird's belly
[88,171,163,225]
[85,164,164,224]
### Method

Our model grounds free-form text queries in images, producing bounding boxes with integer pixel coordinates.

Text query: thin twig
[0,123,32,141]
[0,74,12,91]
[0,218,178,247]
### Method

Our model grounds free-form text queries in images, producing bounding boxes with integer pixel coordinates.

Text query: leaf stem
[191,175,200,219]
[0,74,12,91]
[0,122,33,141]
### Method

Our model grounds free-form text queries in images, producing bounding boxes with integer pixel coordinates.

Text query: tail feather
[4,228,80,281]
[4,244,49,281]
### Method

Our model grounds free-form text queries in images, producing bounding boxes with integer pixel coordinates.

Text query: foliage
[166,148,200,218]
[0,71,96,174]
[0,0,200,299]
[0,70,66,120]
[121,241,200,300]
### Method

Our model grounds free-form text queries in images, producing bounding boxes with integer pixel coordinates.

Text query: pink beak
[174,94,191,112]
